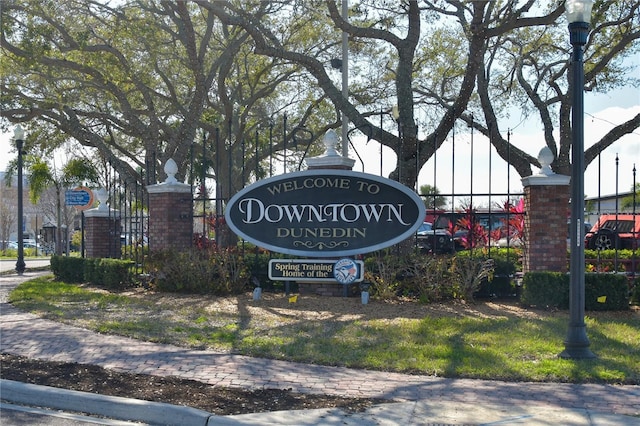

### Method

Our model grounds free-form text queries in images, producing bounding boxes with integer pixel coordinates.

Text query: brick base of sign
[298,282,359,297]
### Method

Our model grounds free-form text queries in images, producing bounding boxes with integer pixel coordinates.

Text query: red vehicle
[585,214,640,250]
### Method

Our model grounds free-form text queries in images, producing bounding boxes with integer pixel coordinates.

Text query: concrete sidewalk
[1,272,639,425]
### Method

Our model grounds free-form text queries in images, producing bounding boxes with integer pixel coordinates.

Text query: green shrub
[364,252,498,303]
[456,249,519,297]
[521,272,629,310]
[95,258,135,290]
[1,248,18,257]
[399,255,454,303]
[632,277,639,305]
[211,249,250,294]
[584,274,629,311]
[520,272,569,309]
[50,255,86,283]
[243,252,276,289]
[83,258,99,284]
[145,248,249,295]
[457,248,521,272]
[363,252,404,301]
[145,250,210,293]
[51,256,134,289]
[449,256,494,301]
[482,275,515,297]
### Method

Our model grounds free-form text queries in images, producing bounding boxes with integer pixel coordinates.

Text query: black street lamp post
[14,125,26,275]
[560,0,596,359]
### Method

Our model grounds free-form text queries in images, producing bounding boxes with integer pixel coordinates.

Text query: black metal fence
[91,159,151,272]
[190,115,318,250]
[93,114,636,282]
[585,155,637,277]
[186,116,528,257]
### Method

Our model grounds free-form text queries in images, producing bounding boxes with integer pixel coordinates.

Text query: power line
[585,111,640,137]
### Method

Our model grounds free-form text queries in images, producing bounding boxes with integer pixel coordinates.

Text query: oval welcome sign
[225,170,425,257]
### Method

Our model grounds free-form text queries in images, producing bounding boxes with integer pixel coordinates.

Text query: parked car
[415,222,455,254]
[23,242,48,255]
[585,214,640,250]
[1,240,47,255]
[1,241,18,250]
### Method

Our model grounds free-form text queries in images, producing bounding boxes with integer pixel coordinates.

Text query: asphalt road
[0,258,51,274]
[1,403,141,426]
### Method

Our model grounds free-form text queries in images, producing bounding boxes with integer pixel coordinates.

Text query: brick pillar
[84,190,121,258]
[146,159,193,252]
[521,148,570,273]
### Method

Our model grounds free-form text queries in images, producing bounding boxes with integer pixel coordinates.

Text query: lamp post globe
[560,0,596,359]
[14,125,26,275]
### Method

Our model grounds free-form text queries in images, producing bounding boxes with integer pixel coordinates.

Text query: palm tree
[29,159,99,255]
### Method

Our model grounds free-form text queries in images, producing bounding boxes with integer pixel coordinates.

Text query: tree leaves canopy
[2,0,638,194]
[1,0,328,197]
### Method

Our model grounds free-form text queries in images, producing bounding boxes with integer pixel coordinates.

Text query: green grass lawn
[8,275,640,384]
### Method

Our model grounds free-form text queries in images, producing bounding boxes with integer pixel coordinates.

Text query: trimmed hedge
[585,274,630,311]
[521,271,629,311]
[50,255,86,283]
[84,258,135,290]
[50,255,134,289]
[585,249,639,273]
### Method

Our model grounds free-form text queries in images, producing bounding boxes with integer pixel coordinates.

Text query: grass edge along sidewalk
[6,275,640,385]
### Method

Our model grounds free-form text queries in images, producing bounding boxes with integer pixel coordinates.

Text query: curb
[1,379,216,426]
[2,379,639,425]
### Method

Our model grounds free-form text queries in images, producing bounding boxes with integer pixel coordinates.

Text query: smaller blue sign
[65,189,91,206]
[269,259,364,283]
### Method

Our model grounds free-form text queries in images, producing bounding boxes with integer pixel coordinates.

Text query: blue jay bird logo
[334,258,359,284]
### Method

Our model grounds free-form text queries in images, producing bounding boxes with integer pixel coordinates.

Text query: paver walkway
[1,273,639,418]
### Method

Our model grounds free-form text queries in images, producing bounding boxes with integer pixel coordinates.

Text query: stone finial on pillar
[164,158,179,184]
[322,129,339,157]
[537,147,555,176]
[95,188,109,211]
[305,129,356,170]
